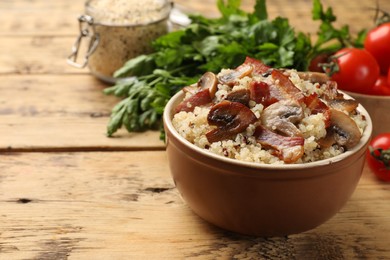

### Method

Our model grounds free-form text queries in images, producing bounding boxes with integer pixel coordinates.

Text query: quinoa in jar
[68,0,172,83]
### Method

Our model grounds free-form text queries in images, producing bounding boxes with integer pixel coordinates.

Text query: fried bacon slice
[271,69,305,104]
[250,81,280,107]
[250,69,306,109]
[243,56,271,75]
[175,88,212,113]
[254,125,304,163]
[304,93,331,127]
[175,72,218,113]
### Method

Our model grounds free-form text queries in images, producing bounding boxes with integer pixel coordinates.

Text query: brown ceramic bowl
[163,91,372,237]
[344,91,390,137]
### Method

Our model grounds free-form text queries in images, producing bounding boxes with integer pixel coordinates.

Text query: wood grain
[0,36,83,74]
[1,0,389,36]
[0,75,164,151]
[0,152,389,259]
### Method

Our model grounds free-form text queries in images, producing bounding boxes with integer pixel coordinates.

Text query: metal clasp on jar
[67,15,100,68]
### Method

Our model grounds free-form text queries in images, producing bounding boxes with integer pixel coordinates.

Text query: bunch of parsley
[104,0,364,137]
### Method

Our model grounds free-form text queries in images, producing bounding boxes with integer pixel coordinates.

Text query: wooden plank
[0,36,86,74]
[1,0,389,36]
[0,0,84,11]
[0,75,164,151]
[0,151,389,259]
[0,0,84,36]
[0,12,82,37]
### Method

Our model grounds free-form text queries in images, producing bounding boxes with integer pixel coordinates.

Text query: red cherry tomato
[367,76,390,96]
[330,48,380,94]
[366,133,390,182]
[388,67,390,86]
[308,52,332,73]
[364,22,390,75]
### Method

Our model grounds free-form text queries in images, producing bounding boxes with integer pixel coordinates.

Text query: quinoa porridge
[172,57,367,164]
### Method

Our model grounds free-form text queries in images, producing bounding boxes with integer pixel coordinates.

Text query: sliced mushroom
[328,98,359,113]
[317,131,336,149]
[226,89,250,106]
[183,72,218,97]
[182,83,199,95]
[261,100,304,137]
[318,109,361,149]
[198,71,218,98]
[254,125,304,163]
[296,71,330,85]
[206,100,257,143]
[218,64,253,86]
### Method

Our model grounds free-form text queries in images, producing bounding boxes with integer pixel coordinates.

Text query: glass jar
[68,0,172,83]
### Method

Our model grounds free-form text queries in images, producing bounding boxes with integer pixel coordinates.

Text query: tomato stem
[319,51,349,77]
[372,2,390,26]
[369,146,390,169]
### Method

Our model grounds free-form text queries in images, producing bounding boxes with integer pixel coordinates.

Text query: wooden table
[1,0,390,259]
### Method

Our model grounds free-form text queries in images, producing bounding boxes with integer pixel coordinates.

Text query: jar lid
[85,0,172,26]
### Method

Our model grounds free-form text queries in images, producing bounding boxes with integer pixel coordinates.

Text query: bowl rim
[344,90,390,100]
[164,89,373,170]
